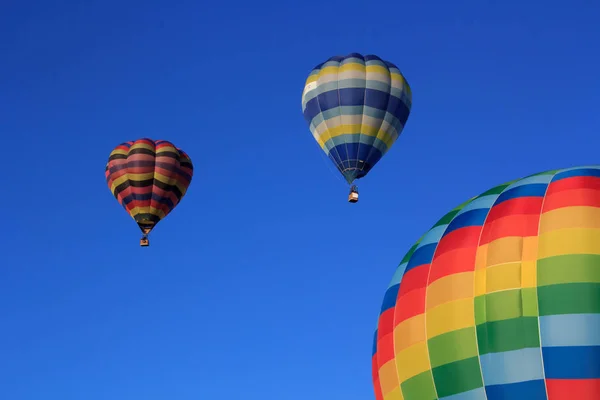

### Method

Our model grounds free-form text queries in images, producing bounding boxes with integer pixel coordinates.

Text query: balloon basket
[140,237,149,247]
[348,192,359,203]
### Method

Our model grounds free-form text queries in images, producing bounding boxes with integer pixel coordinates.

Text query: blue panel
[372,330,378,356]
[380,284,400,313]
[406,243,437,272]
[539,314,600,347]
[358,144,379,162]
[327,153,343,171]
[329,143,355,169]
[361,88,389,110]
[455,195,497,217]
[485,380,547,400]
[330,55,345,62]
[494,184,548,205]
[303,96,322,123]
[364,54,381,62]
[387,262,409,288]
[506,174,554,189]
[328,144,383,170]
[385,93,411,124]
[553,167,600,181]
[417,225,447,248]
[364,149,383,171]
[542,345,600,379]
[479,348,544,386]
[316,89,342,111]
[340,86,365,106]
[443,209,488,236]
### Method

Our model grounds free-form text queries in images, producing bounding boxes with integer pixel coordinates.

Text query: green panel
[432,357,483,398]
[428,327,478,368]
[401,370,437,400]
[538,282,600,316]
[521,288,539,317]
[476,289,537,325]
[538,254,600,286]
[484,289,524,322]
[476,317,540,355]
[474,296,486,325]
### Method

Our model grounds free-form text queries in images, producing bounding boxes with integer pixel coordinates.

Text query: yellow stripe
[306,65,409,89]
[129,206,166,219]
[485,262,522,293]
[426,298,475,338]
[522,260,537,288]
[156,145,177,152]
[366,65,390,75]
[339,63,365,73]
[474,268,486,296]
[175,182,188,195]
[110,148,129,156]
[305,75,318,85]
[540,206,600,232]
[384,388,404,400]
[316,124,396,148]
[110,172,184,192]
[538,228,600,258]
[477,262,536,296]
[154,173,177,185]
[111,174,186,203]
[391,73,408,86]
[379,360,400,395]
[394,342,430,382]
[110,174,150,192]
[110,174,131,190]
[391,74,411,97]
[477,236,538,270]
[394,314,426,352]
[130,142,155,151]
[522,236,539,261]
[486,237,526,266]
[316,64,396,79]
[318,65,340,77]
[426,272,474,310]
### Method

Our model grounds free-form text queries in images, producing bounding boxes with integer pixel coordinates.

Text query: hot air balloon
[105,138,193,246]
[301,53,412,203]
[372,166,600,400]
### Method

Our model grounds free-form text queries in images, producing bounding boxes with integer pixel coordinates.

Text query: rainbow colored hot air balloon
[372,166,600,400]
[301,53,412,203]
[105,138,193,246]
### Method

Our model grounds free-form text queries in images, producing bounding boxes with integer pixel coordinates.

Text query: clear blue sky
[1,0,599,399]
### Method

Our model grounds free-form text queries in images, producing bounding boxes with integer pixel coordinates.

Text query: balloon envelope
[373,166,600,400]
[301,53,412,184]
[105,138,193,233]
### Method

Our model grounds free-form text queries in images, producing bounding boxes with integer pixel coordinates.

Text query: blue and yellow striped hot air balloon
[301,53,412,203]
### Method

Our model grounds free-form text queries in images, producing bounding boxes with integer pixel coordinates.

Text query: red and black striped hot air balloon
[105,138,193,246]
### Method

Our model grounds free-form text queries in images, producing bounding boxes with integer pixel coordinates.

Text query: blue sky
[1,0,599,399]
